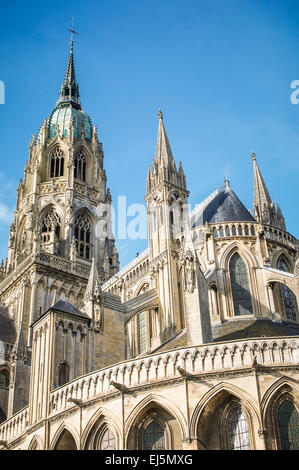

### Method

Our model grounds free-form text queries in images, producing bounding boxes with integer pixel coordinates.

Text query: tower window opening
[41,210,61,244]
[74,149,87,182]
[74,214,91,260]
[50,147,65,178]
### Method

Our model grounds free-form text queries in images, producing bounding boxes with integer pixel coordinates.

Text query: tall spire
[56,22,81,109]
[155,109,175,167]
[252,152,276,225]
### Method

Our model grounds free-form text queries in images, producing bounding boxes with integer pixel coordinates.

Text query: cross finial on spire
[56,17,81,108]
[67,15,78,47]
[158,109,163,120]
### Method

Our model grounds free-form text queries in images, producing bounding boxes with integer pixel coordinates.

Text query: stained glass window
[227,404,251,450]
[138,312,147,354]
[144,421,165,450]
[229,253,253,316]
[278,401,299,450]
[278,257,291,273]
[277,258,297,321]
[100,428,116,450]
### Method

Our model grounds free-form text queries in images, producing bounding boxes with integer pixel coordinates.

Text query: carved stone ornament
[258,428,267,439]
[180,250,195,294]
[94,295,104,332]
[149,265,156,280]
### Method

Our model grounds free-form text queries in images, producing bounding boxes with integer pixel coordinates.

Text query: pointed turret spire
[56,27,81,109]
[178,161,186,189]
[155,109,175,167]
[84,258,102,303]
[146,110,188,194]
[252,152,276,225]
[276,202,286,230]
[83,258,104,332]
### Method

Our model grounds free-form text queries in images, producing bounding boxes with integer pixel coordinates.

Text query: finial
[251,151,256,161]
[224,165,230,186]
[67,15,78,47]
[158,109,163,120]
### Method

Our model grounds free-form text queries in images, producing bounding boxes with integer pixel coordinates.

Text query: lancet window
[41,210,61,243]
[229,253,253,316]
[277,257,297,321]
[74,149,87,182]
[278,400,299,450]
[74,214,91,260]
[50,147,65,178]
[226,403,251,450]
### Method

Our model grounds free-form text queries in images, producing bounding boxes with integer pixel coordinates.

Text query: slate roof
[212,317,299,342]
[50,299,90,320]
[191,182,255,228]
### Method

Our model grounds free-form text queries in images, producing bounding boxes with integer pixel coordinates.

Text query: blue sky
[0,0,299,267]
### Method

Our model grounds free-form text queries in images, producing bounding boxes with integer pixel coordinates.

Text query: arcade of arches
[48,391,299,451]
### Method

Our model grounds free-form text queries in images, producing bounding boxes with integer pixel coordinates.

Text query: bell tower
[0,35,119,357]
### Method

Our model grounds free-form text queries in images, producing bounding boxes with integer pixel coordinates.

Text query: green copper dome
[48,104,92,141]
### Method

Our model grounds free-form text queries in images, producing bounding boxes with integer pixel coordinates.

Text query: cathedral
[0,37,298,451]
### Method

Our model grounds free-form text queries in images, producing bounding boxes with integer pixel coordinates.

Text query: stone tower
[145,110,190,339]
[0,37,119,414]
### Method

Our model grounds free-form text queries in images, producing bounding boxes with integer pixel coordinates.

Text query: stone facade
[0,40,298,451]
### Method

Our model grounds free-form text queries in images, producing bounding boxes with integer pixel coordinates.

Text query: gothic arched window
[229,253,253,316]
[277,256,291,273]
[74,214,91,260]
[143,421,165,450]
[277,257,297,321]
[278,400,299,450]
[74,149,87,182]
[50,147,64,178]
[99,428,116,450]
[227,403,251,450]
[41,210,61,243]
